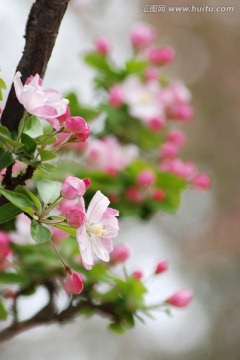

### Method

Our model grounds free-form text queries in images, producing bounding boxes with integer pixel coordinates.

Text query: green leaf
[16,186,42,212]
[125,59,148,75]
[53,223,76,237]
[38,163,57,174]
[0,299,8,320]
[23,116,43,138]
[84,52,114,73]
[0,78,7,90]
[31,219,51,243]
[108,322,125,334]
[0,272,28,285]
[0,125,11,139]
[0,188,35,217]
[0,202,22,224]
[0,149,15,171]
[21,133,37,154]
[37,148,56,162]
[66,92,100,120]
[36,180,61,204]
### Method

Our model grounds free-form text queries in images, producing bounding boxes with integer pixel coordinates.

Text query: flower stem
[49,239,69,271]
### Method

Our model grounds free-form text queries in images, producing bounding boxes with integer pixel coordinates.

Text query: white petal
[91,235,110,262]
[13,72,23,102]
[101,237,113,253]
[100,216,119,238]
[76,224,94,270]
[87,191,110,224]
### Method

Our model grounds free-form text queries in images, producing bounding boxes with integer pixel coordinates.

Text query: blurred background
[0,0,240,359]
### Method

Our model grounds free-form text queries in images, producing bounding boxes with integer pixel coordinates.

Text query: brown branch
[1,0,70,131]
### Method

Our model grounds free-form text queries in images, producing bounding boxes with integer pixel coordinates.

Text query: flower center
[87,223,106,237]
[140,92,151,104]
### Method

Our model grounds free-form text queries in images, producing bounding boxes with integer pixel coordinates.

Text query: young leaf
[31,219,51,243]
[36,180,62,204]
[23,116,43,138]
[0,149,15,171]
[21,133,37,154]
[0,125,11,139]
[0,188,35,217]
[0,299,8,320]
[0,202,22,224]
[15,186,42,212]
[37,148,56,161]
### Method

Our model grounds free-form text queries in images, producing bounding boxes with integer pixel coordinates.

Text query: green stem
[49,239,69,271]
[39,196,64,220]
[17,111,30,141]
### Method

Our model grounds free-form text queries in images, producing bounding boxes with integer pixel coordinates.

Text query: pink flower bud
[110,244,130,264]
[61,176,88,200]
[65,116,90,142]
[161,142,179,159]
[66,208,86,228]
[108,85,124,108]
[64,270,84,294]
[148,116,165,132]
[0,232,11,258]
[152,188,166,202]
[148,46,176,66]
[145,67,159,82]
[59,199,79,216]
[132,270,144,280]
[137,170,156,187]
[167,129,186,147]
[168,103,194,122]
[56,106,71,124]
[125,187,144,203]
[166,289,193,308]
[191,173,211,190]
[95,37,111,55]
[155,259,168,274]
[108,193,120,203]
[130,24,156,50]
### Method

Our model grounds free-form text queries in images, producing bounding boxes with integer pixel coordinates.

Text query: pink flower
[161,142,179,159]
[95,37,111,55]
[57,106,71,124]
[137,170,156,187]
[110,243,130,264]
[148,46,176,66]
[64,116,90,142]
[64,270,84,294]
[166,289,193,308]
[167,129,186,147]
[125,187,144,203]
[61,176,90,200]
[144,67,159,82]
[76,191,119,270]
[167,103,194,122]
[191,173,211,190]
[155,259,168,274]
[132,270,144,280]
[130,23,156,50]
[66,208,87,228]
[148,116,165,132]
[0,232,12,270]
[14,72,69,128]
[108,85,124,108]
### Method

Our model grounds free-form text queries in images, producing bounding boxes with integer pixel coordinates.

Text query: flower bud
[148,46,176,66]
[155,259,168,274]
[95,37,111,55]
[65,116,90,142]
[130,24,155,50]
[108,85,124,108]
[191,173,211,190]
[166,289,193,307]
[152,188,166,202]
[161,142,179,159]
[168,103,194,122]
[167,129,186,147]
[137,170,156,187]
[132,270,144,280]
[110,244,130,264]
[148,116,165,132]
[61,176,88,200]
[66,208,86,228]
[125,187,144,203]
[64,270,84,295]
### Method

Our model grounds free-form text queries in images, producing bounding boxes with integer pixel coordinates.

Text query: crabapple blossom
[95,37,111,55]
[166,289,193,308]
[13,72,69,129]
[167,129,186,147]
[56,106,70,124]
[76,191,119,270]
[110,243,130,264]
[125,187,144,203]
[148,46,176,66]
[168,103,194,122]
[0,232,12,271]
[148,116,165,131]
[155,259,168,274]
[84,136,138,173]
[152,188,166,202]
[130,23,156,50]
[161,142,179,159]
[61,176,90,200]
[64,270,84,294]
[132,270,144,280]
[64,116,90,142]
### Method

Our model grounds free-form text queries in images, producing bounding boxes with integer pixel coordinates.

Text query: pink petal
[13,72,23,101]
[33,105,59,119]
[103,208,119,217]
[101,237,113,253]
[100,216,119,238]
[87,191,110,224]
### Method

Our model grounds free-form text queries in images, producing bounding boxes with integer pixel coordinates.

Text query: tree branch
[1,0,70,131]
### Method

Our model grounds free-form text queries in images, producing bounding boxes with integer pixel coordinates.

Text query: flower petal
[91,234,110,262]
[101,237,113,253]
[100,215,119,238]
[76,224,94,270]
[87,191,110,224]
[13,72,23,101]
